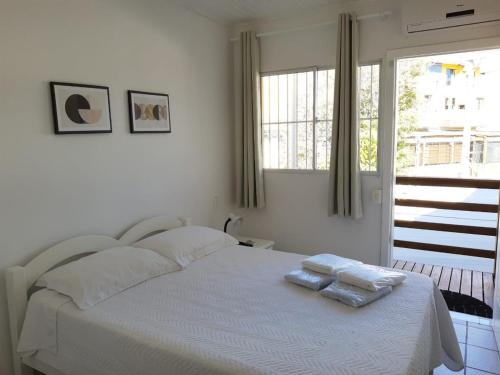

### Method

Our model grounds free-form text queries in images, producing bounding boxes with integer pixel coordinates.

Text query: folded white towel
[285,269,335,291]
[302,254,362,275]
[320,280,392,307]
[336,264,406,292]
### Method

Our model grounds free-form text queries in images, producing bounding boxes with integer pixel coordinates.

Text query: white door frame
[379,35,500,353]
[379,36,500,268]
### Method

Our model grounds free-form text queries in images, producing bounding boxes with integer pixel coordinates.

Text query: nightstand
[234,235,275,250]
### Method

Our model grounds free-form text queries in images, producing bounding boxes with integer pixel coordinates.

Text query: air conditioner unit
[402,0,500,34]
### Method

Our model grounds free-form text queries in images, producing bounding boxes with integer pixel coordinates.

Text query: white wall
[0,1,232,373]
[231,0,500,264]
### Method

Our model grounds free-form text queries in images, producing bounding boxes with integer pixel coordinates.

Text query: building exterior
[399,52,500,178]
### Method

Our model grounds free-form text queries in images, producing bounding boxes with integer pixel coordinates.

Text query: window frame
[260,62,382,175]
[260,65,326,172]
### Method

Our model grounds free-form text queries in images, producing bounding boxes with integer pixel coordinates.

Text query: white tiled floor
[434,312,500,374]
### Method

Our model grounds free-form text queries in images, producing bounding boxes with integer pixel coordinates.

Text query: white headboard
[118,215,191,245]
[5,215,190,375]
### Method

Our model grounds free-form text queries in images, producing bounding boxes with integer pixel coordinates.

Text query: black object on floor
[441,290,492,318]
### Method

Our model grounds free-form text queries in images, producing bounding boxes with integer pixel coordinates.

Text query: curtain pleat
[236,31,265,209]
[328,14,363,219]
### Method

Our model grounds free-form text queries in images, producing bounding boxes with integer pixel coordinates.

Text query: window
[261,69,333,170]
[261,63,380,172]
[359,64,380,172]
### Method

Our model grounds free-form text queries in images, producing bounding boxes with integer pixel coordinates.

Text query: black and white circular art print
[50,82,112,134]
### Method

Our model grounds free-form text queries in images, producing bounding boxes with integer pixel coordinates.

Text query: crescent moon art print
[50,82,112,134]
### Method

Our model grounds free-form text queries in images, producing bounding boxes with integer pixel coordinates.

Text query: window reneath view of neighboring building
[261,64,380,172]
[396,49,500,179]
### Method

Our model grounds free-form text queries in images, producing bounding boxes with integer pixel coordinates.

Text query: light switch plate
[372,189,382,204]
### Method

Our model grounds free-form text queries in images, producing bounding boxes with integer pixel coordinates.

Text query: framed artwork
[128,90,171,133]
[50,82,112,134]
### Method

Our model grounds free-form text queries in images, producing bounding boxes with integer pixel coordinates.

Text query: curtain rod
[229,11,392,42]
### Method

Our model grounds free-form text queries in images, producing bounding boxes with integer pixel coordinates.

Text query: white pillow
[36,246,180,310]
[134,225,238,268]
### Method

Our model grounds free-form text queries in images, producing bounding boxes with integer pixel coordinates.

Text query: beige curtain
[235,31,265,208]
[328,14,363,219]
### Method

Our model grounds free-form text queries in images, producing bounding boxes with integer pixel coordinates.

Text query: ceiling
[177,0,344,24]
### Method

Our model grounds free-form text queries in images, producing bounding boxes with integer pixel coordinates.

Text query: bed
[6,216,463,375]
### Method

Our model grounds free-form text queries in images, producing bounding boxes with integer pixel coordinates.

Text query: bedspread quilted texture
[26,246,462,375]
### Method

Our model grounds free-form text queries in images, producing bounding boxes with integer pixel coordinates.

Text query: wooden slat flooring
[438,267,453,290]
[403,261,415,272]
[430,265,443,286]
[421,264,433,277]
[484,273,494,307]
[392,260,494,309]
[413,263,424,274]
[394,260,405,270]
[461,269,472,296]
[449,268,461,293]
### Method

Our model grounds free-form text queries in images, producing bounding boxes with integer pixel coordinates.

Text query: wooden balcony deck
[392,176,498,317]
[392,260,494,308]
[394,176,499,261]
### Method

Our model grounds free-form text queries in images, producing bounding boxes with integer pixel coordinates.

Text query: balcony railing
[393,176,500,265]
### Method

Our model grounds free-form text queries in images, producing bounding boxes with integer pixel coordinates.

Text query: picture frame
[50,82,112,134]
[128,90,171,133]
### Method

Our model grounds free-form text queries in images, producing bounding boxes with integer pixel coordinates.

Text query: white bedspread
[19,246,463,375]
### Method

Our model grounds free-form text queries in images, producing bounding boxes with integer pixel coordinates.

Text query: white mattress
[19,245,463,375]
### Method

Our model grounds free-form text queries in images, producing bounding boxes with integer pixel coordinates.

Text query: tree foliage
[395,61,424,174]
[358,66,379,171]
